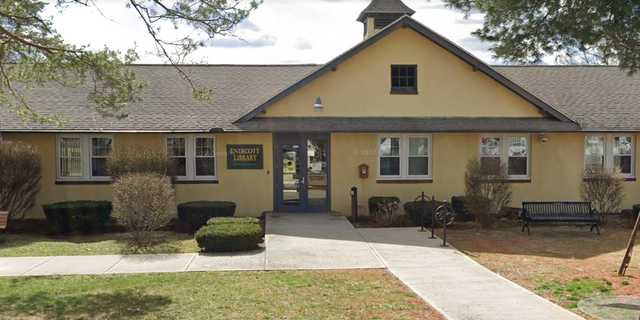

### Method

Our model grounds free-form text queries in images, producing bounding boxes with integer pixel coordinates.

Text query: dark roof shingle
[0,65,318,132]
[494,66,640,131]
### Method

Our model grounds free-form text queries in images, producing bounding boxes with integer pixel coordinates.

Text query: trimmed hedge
[43,200,112,234]
[403,200,447,226]
[195,223,262,252]
[368,196,400,220]
[207,217,260,225]
[178,201,236,229]
[452,196,475,222]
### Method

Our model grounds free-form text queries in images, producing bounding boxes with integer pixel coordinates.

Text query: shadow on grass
[3,287,171,319]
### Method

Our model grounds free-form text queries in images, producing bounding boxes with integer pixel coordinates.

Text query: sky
[46,0,493,65]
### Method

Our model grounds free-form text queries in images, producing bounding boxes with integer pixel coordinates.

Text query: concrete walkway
[0,212,584,320]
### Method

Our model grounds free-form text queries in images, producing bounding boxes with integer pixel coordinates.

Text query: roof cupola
[357,0,415,39]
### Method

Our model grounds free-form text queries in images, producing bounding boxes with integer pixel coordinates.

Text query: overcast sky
[47,0,494,65]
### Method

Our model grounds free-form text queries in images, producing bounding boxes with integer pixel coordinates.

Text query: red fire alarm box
[359,164,369,179]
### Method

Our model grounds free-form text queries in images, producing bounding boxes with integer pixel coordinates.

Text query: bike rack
[414,192,455,247]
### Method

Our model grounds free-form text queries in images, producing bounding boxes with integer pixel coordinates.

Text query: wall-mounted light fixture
[313,96,324,113]
[539,133,547,143]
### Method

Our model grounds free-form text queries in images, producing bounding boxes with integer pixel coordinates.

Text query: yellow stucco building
[2,0,640,218]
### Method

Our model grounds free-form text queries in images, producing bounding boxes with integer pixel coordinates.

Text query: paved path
[0,212,584,320]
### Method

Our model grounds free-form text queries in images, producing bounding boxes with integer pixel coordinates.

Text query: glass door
[306,137,328,212]
[279,141,305,212]
[275,134,329,213]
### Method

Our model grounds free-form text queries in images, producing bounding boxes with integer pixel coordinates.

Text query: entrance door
[275,134,329,212]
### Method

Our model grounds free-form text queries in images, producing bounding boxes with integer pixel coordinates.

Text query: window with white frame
[479,135,530,179]
[57,135,113,180]
[378,135,431,179]
[164,135,216,180]
[584,134,634,177]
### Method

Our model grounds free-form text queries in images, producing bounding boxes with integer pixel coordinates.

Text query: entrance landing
[264,212,384,270]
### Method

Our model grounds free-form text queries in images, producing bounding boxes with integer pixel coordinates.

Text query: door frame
[273,133,331,213]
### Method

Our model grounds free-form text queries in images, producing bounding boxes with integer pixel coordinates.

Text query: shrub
[42,201,112,234]
[451,196,475,222]
[632,204,640,221]
[112,173,175,246]
[580,166,625,223]
[403,200,446,226]
[368,196,400,221]
[195,223,262,252]
[0,141,42,221]
[372,202,406,227]
[178,201,236,229]
[207,217,259,225]
[464,156,512,229]
[107,145,177,181]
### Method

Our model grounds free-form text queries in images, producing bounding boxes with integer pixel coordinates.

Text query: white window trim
[377,134,432,180]
[584,134,635,178]
[164,134,217,180]
[479,134,531,180]
[56,134,114,181]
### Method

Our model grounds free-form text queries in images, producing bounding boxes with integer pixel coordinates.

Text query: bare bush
[580,166,625,222]
[371,201,405,227]
[0,141,42,220]
[464,156,512,229]
[112,173,176,246]
[107,145,177,181]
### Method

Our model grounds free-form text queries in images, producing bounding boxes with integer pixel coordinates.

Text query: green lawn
[0,270,440,320]
[0,231,198,257]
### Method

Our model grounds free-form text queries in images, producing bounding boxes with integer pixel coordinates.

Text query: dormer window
[391,65,417,93]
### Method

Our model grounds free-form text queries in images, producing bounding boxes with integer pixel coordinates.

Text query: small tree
[464,156,513,229]
[580,166,625,223]
[107,145,177,182]
[112,173,176,246]
[0,141,42,220]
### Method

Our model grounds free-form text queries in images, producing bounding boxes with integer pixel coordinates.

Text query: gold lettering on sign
[230,148,260,156]
[230,147,260,162]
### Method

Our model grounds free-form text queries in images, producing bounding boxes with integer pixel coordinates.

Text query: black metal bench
[521,202,602,235]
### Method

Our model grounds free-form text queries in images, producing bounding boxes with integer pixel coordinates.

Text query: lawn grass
[0,231,198,257]
[0,269,442,320]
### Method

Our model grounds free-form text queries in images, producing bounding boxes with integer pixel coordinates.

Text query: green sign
[227,145,263,169]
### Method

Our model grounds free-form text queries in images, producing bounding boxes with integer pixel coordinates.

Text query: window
[378,135,431,179]
[584,135,634,177]
[391,65,417,93]
[164,135,217,180]
[166,137,187,176]
[57,135,113,180]
[479,135,530,179]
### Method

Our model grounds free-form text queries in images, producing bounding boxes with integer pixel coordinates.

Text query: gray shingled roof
[3,64,639,133]
[494,66,640,132]
[0,65,318,132]
[231,117,580,132]
[356,0,416,22]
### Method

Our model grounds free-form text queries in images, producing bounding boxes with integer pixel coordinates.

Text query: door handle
[301,176,306,184]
